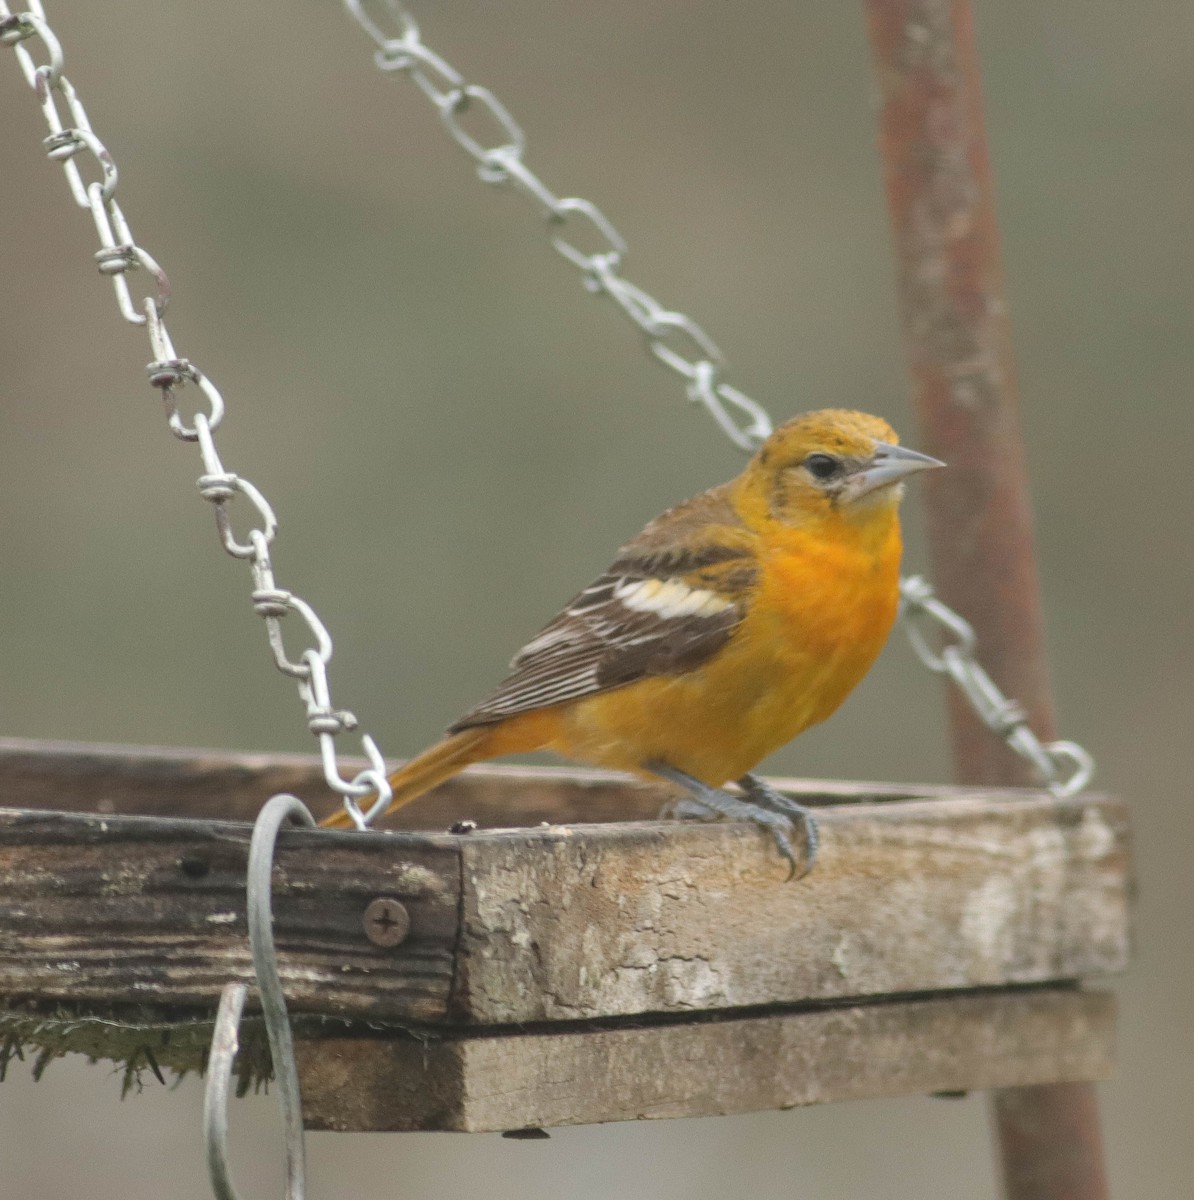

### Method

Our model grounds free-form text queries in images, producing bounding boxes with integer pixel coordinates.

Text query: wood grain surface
[297,988,1116,1131]
[0,746,1130,1023]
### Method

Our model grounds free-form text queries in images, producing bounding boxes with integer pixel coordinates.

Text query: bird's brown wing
[450,483,758,731]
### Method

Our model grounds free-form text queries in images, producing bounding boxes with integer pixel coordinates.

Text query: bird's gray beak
[849,441,945,499]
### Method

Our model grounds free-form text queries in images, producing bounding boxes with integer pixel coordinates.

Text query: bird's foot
[737,773,819,875]
[649,762,813,881]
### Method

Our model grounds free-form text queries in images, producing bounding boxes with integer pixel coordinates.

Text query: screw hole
[179,856,210,879]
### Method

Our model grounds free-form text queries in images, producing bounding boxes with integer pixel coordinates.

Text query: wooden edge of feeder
[295,987,1117,1133]
[0,735,1045,827]
[0,791,1130,1025]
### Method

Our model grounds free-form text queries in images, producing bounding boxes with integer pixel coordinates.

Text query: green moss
[0,998,354,1097]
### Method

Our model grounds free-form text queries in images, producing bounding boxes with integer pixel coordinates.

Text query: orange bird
[324,409,942,876]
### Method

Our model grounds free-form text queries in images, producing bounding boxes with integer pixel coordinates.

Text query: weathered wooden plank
[296,988,1116,1132]
[0,789,1130,1024]
[454,793,1130,1023]
[0,735,971,826]
[0,810,461,1021]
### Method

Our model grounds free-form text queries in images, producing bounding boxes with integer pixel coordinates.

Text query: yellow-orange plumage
[324,410,940,853]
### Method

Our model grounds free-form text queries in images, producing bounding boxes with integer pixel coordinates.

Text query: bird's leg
[647,762,811,881]
[736,773,819,874]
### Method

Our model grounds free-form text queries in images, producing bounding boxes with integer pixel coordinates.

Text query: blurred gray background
[0,2,1190,1197]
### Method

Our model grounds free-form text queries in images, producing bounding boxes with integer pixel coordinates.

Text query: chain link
[2,0,392,829]
[899,577,1094,796]
[343,0,1094,796]
[343,0,773,453]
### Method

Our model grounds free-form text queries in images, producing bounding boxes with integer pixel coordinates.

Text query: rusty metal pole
[861,4,1111,1199]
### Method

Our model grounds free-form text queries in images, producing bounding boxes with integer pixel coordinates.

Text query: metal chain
[0,0,391,830]
[899,577,1094,796]
[343,0,773,453]
[342,0,1095,797]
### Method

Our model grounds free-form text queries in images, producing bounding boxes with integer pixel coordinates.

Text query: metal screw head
[363,897,410,948]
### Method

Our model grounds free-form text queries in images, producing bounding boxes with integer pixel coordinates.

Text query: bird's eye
[804,453,841,481]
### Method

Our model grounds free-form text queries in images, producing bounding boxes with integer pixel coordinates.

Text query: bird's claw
[746,806,802,881]
[737,773,819,875]
[651,763,815,881]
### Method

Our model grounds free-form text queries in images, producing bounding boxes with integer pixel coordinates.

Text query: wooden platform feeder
[0,738,1130,1133]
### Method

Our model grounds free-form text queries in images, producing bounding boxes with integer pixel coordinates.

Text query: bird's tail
[319,726,492,829]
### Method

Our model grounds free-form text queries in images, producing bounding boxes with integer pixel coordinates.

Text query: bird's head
[737,409,943,531]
